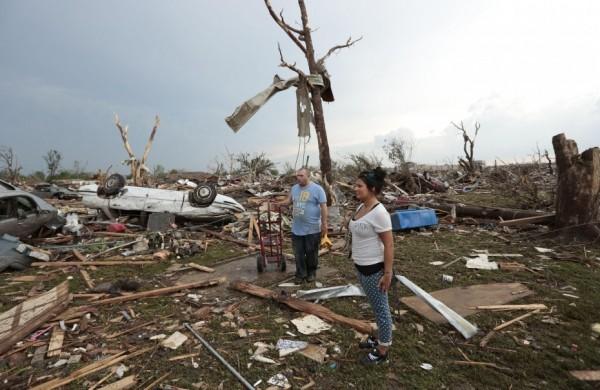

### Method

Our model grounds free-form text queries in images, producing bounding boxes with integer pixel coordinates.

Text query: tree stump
[552,133,600,237]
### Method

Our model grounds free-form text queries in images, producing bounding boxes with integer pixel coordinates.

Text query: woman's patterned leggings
[357,269,393,346]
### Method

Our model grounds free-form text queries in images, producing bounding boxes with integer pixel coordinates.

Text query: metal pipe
[183,323,254,390]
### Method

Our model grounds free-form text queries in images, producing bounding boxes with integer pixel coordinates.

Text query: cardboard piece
[400,283,533,324]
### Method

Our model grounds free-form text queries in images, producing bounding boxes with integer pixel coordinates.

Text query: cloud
[311,94,600,168]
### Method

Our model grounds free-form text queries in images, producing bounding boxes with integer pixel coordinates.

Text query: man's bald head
[296,168,310,186]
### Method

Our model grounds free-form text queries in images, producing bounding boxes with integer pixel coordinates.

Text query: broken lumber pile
[30,347,151,390]
[0,281,71,355]
[91,278,225,305]
[230,280,373,335]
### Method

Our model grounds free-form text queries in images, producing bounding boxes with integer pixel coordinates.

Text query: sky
[0,0,599,174]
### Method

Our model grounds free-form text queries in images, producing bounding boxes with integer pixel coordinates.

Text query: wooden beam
[92,278,225,306]
[80,269,95,289]
[72,249,87,262]
[97,375,137,390]
[187,263,215,273]
[498,214,556,226]
[32,261,157,267]
[474,304,547,311]
[141,373,170,390]
[230,280,373,334]
[493,309,540,331]
[247,215,255,243]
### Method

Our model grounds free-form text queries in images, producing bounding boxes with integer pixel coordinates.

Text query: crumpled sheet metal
[296,284,365,301]
[0,234,32,272]
[225,75,298,132]
[396,275,478,339]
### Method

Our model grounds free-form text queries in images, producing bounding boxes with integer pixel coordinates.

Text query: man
[279,168,328,284]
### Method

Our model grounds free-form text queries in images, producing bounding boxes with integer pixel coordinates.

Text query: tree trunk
[552,133,600,237]
[299,0,334,205]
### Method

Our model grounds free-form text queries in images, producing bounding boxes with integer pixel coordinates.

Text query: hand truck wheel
[256,254,265,273]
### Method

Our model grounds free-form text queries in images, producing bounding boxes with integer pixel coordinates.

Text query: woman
[349,167,394,365]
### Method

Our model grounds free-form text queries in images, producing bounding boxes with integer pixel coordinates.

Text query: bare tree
[114,114,160,186]
[451,121,480,177]
[43,149,62,180]
[543,149,553,175]
[264,0,362,205]
[0,146,22,182]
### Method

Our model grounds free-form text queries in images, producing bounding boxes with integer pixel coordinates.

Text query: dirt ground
[2,194,600,389]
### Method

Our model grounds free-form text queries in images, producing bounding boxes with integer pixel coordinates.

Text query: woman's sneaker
[358,336,379,349]
[360,348,388,366]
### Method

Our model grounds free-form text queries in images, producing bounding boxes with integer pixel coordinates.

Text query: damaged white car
[79,174,244,223]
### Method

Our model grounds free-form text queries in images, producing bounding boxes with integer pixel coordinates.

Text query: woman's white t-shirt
[349,203,392,266]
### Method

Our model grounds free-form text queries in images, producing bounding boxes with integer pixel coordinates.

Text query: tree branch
[264,0,306,54]
[317,36,363,66]
[114,114,136,159]
[278,43,306,77]
[279,9,304,34]
[140,115,160,166]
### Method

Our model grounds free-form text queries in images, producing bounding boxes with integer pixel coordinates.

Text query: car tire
[100,173,126,197]
[256,254,265,273]
[189,183,217,207]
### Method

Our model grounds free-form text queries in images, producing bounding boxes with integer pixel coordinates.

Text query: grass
[2,216,600,389]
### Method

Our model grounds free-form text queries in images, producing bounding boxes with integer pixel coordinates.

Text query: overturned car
[79,174,245,223]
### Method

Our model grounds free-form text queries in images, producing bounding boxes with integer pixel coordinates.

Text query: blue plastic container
[390,208,438,231]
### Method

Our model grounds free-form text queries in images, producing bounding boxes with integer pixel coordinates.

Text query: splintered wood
[0,281,71,355]
[230,280,373,334]
[91,278,225,306]
[46,327,65,357]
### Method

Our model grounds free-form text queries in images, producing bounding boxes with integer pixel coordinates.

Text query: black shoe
[358,336,379,349]
[360,348,388,366]
[306,274,316,282]
[294,277,305,285]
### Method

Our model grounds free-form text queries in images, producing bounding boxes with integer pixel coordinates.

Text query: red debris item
[107,223,127,233]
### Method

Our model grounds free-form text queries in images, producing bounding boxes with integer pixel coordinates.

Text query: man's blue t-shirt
[291,182,327,236]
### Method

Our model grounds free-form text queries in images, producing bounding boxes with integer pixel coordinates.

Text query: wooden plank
[498,214,555,226]
[400,283,533,324]
[231,280,373,335]
[105,321,154,339]
[46,327,64,357]
[493,309,540,331]
[72,249,87,262]
[32,261,157,267]
[80,269,95,289]
[187,263,215,273]
[0,281,71,355]
[30,348,151,390]
[142,373,170,390]
[247,215,255,243]
[168,353,199,361]
[92,278,225,306]
[570,371,600,381]
[89,372,114,390]
[97,375,136,390]
[474,304,547,311]
[253,217,261,240]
